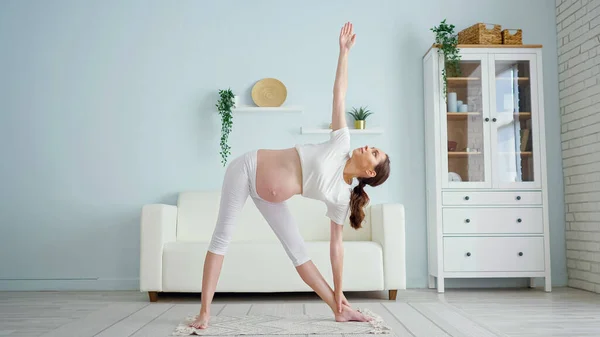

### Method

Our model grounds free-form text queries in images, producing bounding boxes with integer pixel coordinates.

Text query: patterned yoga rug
[172,308,391,335]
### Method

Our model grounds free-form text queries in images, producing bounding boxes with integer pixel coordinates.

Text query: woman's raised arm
[331,22,355,131]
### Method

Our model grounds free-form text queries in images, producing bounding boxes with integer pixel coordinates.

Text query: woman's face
[352,145,387,177]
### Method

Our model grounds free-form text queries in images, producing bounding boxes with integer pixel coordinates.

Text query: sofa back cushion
[176,191,371,242]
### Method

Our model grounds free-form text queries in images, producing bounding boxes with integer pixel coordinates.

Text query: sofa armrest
[370,203,406,290]
[140,204,177,292]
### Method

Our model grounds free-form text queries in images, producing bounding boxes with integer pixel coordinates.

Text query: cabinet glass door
[443,54,491,188]
[490,54,541,188]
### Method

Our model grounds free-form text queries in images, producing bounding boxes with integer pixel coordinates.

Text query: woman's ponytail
[348,154,391,229]
[349,180,369,229]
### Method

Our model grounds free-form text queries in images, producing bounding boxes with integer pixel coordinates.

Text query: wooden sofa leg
[388,289,397,301]
[148,291,159,302]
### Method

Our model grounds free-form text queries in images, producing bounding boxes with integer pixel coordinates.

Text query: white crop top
[295,127,352,225]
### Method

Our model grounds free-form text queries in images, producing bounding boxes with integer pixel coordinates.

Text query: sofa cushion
[162,241,384,292]
[175,191,372,243]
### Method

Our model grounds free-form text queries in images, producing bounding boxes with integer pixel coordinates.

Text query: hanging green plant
[430,19,461,99]
[216,88,235,166]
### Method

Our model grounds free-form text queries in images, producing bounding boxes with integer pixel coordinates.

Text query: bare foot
[334,304,372,322]
[189,311,210,329]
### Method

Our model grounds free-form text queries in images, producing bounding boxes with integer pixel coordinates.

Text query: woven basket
[502,29,523,45]
[458,23,502,44]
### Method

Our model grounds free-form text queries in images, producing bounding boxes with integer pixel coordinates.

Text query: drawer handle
[516,196,521,200]
[466,252,471,257]
[518,252,523,257]
[517,218,522,223]
[465,218,471,223]
[464,196,470,200]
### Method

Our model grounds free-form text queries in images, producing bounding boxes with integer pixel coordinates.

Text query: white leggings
[208,150,310,267]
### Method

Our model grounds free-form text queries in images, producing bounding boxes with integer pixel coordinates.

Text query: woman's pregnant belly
[255,148,303,203]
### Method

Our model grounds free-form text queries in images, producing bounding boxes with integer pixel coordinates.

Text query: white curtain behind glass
[495,65,523,182]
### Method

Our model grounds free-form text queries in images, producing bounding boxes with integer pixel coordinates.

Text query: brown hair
[349,155,391,229]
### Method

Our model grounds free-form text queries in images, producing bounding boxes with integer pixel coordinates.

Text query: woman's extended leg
[190,153,252,329]
[250,196,370,322]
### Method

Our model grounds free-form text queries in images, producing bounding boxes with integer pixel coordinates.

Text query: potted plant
[216,88,235,166]
[430,19,461,98]
[348,106,373,129]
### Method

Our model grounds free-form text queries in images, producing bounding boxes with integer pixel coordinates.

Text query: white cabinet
[423,45,551,292]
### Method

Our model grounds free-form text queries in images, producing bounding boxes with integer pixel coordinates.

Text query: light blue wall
[0,0,566,290]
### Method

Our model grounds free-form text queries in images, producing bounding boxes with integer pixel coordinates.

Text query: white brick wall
[558,0,600,294]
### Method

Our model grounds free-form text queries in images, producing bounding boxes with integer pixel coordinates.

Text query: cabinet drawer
[443,237,545,272]
[443,207,543,234]
[442,191,542,205]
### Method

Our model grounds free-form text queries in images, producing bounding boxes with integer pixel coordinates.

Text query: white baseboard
[0,278,139,291]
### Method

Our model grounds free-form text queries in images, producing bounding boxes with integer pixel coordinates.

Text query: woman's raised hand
[339,22,356,52]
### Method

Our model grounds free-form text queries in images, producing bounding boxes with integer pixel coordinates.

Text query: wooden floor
[1,287,599,337]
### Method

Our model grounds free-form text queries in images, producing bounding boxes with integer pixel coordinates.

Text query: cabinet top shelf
[424,43,543,58]
[447,112,532,121]
[433,43,543,48]
[447,77,530,83]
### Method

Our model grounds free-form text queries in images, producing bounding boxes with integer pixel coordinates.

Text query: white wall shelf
[301,127,384,135]
[232,106,302,113]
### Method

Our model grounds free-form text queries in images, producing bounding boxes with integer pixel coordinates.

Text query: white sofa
[139,191,406,302]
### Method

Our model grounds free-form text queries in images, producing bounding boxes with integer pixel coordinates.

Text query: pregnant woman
[191,22,391,329]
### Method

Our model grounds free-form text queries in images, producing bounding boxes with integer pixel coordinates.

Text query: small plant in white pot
[348,106,373,129]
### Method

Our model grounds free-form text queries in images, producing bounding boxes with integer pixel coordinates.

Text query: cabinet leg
[148,291,159,302]
[544,277,552,292]
[389,290,398,301]
[437,277,445,293]
[428,275,435,289]
[529,277,535,288]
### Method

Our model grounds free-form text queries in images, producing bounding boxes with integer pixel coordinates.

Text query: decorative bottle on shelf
[447,92,457,112]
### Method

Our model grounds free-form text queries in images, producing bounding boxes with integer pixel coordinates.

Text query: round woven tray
[251,78,287,107]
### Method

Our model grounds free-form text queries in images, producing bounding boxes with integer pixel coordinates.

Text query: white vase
[233,95,239,108]
[447,92,457,112]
